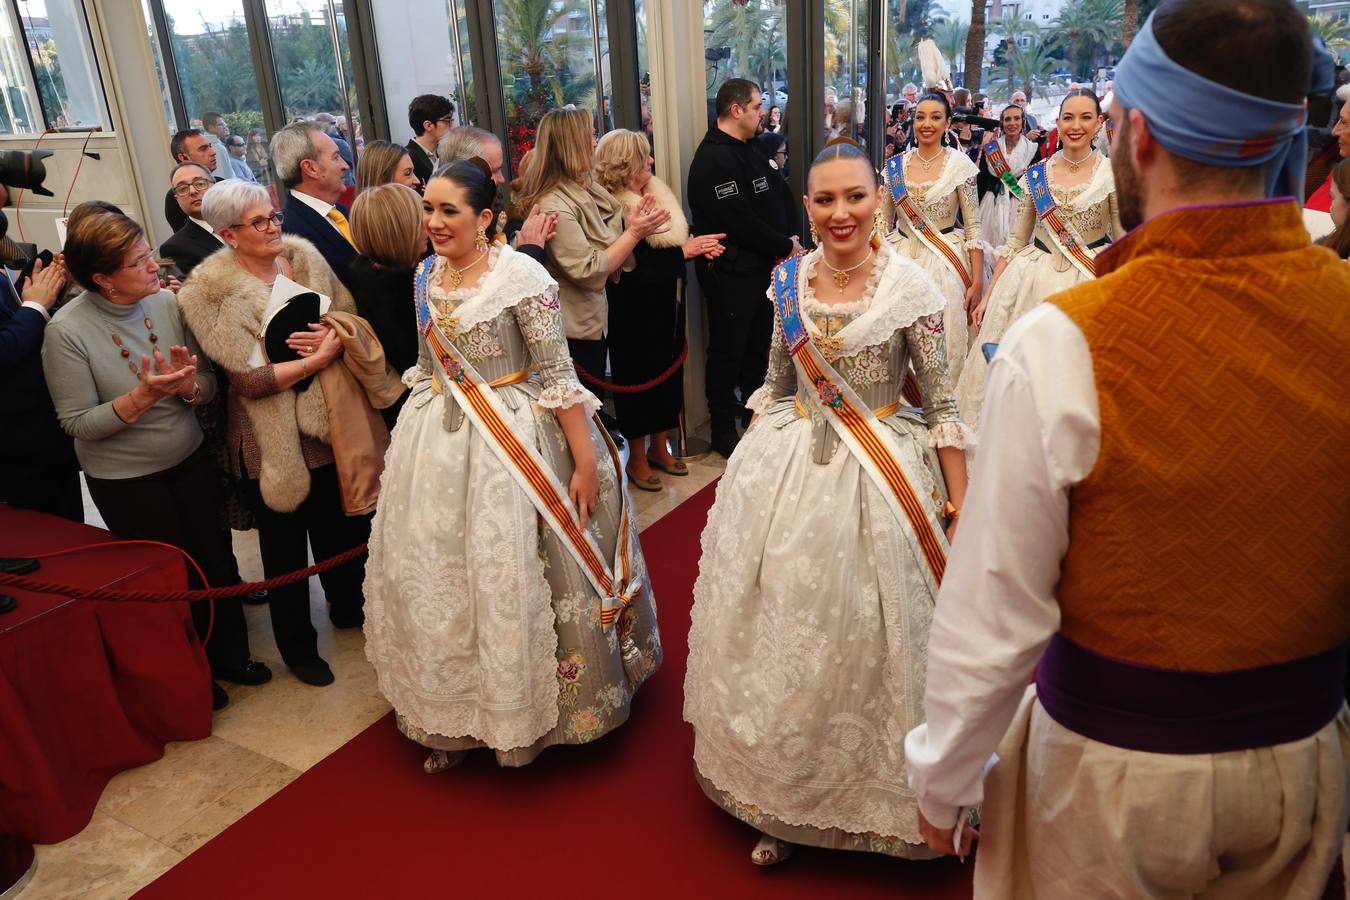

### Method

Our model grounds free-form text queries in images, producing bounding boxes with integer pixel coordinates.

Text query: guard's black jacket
[687,126,796,273]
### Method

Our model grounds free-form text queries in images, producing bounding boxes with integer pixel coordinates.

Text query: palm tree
[1122,0,1139,48]
[1010,36,1066,99]
[1053,0,1121,78]
[934,19,969,83]
[964,0,986,90]
[495,0,569,88]
[1310,15,1350,62]
[989,11,1039,86]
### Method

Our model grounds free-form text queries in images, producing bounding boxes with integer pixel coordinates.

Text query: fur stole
[178,236,357,513]
[611,175,690,250]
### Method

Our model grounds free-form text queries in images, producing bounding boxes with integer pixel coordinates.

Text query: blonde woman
[349,183,424,425]
[512,107,670,437]
[355,139,422,195]
[593,129,724,489]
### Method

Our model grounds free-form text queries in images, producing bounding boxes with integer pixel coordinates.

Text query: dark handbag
[258,290,323,391]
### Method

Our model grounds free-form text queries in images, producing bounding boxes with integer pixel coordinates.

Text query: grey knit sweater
[42,288,217,479]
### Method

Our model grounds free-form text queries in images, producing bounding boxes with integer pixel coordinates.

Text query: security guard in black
[688,80,797,456]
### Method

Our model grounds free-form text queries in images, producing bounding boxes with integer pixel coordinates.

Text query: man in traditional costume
[903,1,1350,897]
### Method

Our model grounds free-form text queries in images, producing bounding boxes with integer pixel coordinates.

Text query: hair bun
[466,156,493,179]
[824,136,862,150]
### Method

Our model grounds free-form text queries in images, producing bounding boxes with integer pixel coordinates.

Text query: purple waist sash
[1036,634,1347,754]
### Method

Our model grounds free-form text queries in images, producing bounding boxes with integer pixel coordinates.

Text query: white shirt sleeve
[903,303,1102,829]
[20,300,50,321]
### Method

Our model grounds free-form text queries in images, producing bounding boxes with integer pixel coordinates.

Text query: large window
[0,10,37,133]
[154,0,273,184]
[494,0,608,170]
[703,0,786,124]
[14,0,107,129]
[825,0,869,151]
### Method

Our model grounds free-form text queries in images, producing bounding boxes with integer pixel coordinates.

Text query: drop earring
[809,220,819,246]
[873,206,888,245]
[475,223,489,252]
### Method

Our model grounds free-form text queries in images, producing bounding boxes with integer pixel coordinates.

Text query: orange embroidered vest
[1051,200,1350,673]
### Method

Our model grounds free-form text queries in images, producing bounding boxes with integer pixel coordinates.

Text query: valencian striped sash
[415,262,641,628]
[1026,160,1100,280]
[883,153,973,290]
[982,138,1025,199]
[773,254,947,586]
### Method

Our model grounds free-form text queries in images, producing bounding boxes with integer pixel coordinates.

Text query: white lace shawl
[777,243,947,360]
[1022,151,1116,213]
[903,146,980,200]
[423,244,558,334]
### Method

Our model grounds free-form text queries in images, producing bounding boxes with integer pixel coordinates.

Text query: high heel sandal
[750,833,793,866]
[423,749,467,774]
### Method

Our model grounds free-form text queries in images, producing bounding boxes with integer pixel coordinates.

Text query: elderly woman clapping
[42,208,260,710]
[177,179,391,688]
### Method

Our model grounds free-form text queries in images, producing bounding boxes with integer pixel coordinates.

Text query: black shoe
[214,659,273,686]
[711,427,741,459]
[243,589,269,605]
[212,681,229,711]
[290,657,335,687]
[329,605,365,629]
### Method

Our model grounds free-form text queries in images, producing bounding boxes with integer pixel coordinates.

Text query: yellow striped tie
[327,208,355,248]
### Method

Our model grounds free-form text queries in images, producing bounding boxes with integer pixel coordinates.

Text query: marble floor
[18,447,726,900]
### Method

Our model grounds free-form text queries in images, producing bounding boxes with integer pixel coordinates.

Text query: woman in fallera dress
[880,93,983,389]
[684,140,972,866]
[956,88,1124,432]
[363,159,661,774]
[976,104,1039,278]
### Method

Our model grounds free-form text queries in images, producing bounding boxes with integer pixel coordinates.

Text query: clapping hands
[625,194,672,240]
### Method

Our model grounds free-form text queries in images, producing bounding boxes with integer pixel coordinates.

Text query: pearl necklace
[821,248,873,292]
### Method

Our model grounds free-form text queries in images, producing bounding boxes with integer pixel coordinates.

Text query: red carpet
[137,481,972,898]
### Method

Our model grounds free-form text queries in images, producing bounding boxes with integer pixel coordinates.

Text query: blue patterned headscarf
[1113,13,1335,200]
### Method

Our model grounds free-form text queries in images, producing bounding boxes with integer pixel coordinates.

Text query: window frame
[5,0,111,133]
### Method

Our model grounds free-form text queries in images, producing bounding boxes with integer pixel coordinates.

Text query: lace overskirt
[363,377,661,761]
[683,403,945,846]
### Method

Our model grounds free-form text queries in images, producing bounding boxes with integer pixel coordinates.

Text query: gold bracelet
[299,357,308,377]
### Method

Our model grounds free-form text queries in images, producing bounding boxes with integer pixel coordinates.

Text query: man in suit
[272,121,359,289]
[164,129,224,232]
[406,94,455,186]
[159,162,227,277]
[0,204,78,521]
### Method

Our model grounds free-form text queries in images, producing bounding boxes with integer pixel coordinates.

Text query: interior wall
[0,0,172,253]
[370,2,458,142]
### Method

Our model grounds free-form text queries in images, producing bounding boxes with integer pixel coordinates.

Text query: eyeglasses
[122,252,154,270]
[230,211,285,232]
[172,177,214,196]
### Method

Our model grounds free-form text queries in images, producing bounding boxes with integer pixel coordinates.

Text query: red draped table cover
[0,503,211,886]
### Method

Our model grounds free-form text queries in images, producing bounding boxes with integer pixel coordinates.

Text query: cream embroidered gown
[683,243,973,857]
[364,246,661,766]
[955,153,1123,433]
[883,146,982,389]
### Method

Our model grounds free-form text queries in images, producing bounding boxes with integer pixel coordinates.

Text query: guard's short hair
[269,122,324,189]
[407,94,455,136]
[1151,0,1310,104]
[715,78,761,119]
[170,129,203,162]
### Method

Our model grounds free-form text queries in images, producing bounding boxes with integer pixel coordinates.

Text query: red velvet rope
[0,542,368,603]
[572,341,688,394]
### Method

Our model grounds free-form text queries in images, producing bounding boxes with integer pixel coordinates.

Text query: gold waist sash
[431,367,531,394]
[795,395,900,421]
